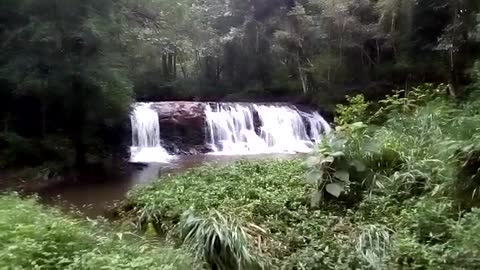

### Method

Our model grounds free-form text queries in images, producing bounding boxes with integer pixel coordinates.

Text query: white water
[307,111,332,141]
[205,103,331,155]
[205,104,269,154]
[130,103,171,163]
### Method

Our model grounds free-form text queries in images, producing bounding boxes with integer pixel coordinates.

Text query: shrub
[335,95,370,125]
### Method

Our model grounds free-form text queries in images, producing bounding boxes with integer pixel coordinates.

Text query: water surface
[38,154,298,217]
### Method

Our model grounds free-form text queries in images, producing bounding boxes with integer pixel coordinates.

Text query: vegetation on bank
[124,84,480,269]
[0,194,199,269]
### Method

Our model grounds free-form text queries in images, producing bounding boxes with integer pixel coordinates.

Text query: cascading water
[307,111,332,142]
[205,104,269,154]
[205,103,331,155]
[129,101,330,161]
[254,105,313,153]
[130,103,171,163]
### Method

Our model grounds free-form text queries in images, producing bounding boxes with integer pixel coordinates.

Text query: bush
[335,95,370,125]
[0,194,198,270]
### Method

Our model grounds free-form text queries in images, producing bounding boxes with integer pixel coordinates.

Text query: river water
[37,154,297,217]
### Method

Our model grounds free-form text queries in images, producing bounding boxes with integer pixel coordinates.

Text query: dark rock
[149,102,208,154]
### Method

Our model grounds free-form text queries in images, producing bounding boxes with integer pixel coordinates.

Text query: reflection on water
[38,154,299,217]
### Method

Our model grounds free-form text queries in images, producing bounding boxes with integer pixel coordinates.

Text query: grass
[126,159,370,268]
[0,194,199,269]
[178,209,266,270]
[124,85,480,269]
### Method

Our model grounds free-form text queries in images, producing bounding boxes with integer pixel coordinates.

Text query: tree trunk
[173,48,177,79]
[216,58,222,83]
[448,2,459,98]
[162,53,168,79]
[168,53,174,79]
[178,52,188,78]
[71,80,87,168]
[299,64,308,93]
[181,65,188,78]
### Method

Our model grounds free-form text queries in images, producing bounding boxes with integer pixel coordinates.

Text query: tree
[0,0,133,166]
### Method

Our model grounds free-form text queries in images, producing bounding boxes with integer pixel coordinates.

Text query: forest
[1,0,480,269]
[1,0,479,168]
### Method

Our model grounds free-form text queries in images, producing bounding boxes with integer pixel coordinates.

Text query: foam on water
[205,103,331,155]
[130,103,171,163]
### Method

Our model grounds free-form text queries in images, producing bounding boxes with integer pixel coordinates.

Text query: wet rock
[149,102,208,154]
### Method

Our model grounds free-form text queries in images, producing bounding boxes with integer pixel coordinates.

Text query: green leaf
[326,183,344,198]
[350,122,366,129]
[350,160,366,172]
[334,170,350,182]
[305,156,321,167]
[306,170,323,185]
[330,151,345,158]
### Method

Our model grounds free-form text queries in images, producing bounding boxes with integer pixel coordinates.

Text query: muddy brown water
[36,154,299,217]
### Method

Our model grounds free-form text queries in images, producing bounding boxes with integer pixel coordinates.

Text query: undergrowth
[125,84,480,269]
[0,194,198,269]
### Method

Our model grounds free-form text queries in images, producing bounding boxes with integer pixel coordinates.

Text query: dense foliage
[125,84,480,269]
[0,194,198,269]
[0,0,479,167]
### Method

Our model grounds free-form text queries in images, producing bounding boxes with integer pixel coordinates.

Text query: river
[37,154,298,217]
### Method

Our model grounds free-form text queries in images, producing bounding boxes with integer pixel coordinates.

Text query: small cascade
[205,103,331,155]
[306,111,332,142]
[205,104,269,154]
[130,103,171,163]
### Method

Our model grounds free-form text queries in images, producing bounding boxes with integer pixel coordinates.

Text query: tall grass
[356,225,392,270]
[178,209,266,270]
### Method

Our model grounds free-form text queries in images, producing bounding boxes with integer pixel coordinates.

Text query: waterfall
[306,111,332,142]
[129,102,331,161]
[205,104,269,154]
[205,103,331,155]
[130,103,171,163]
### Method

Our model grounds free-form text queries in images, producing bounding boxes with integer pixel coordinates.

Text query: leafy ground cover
[125,85,480,269]
[0,194,199,269]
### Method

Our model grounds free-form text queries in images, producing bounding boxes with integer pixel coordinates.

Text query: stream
[37,154,297,217]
